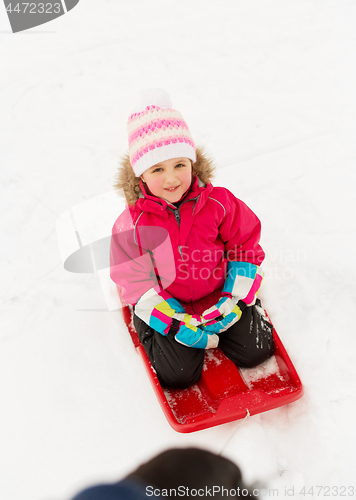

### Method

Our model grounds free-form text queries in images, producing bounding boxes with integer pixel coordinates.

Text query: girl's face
[141,157,192,203]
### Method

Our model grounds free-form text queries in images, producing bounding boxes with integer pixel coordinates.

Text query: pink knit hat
[127,89,196,177]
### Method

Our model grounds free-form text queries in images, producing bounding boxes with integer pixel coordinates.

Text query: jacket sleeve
[110,209,176,305]
[217,189,265,265]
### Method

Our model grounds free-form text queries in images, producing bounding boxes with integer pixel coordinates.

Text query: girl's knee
[243,340,274,368]
[158,364,202,389]
[154,339,205,389]
[244,308,274,368]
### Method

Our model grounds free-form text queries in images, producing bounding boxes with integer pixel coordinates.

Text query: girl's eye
[175,163,184,168]
[153,168,162,173]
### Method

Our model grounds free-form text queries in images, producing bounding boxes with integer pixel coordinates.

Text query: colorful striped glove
[135,288,219,349]
[201,262,264,334]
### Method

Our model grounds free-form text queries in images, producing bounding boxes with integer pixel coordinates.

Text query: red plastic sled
[119,289,303,433]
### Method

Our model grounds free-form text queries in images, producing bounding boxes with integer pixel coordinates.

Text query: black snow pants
[133,299,274,389]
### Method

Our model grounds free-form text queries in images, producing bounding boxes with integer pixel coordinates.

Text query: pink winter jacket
[110,176,264,316]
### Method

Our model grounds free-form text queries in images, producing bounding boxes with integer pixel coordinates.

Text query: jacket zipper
[170,209,184,259]
[168,197,198,224]
[167,196,199,268]
[172,209,181,227]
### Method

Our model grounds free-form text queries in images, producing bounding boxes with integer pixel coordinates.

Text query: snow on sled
[119,288,303,433]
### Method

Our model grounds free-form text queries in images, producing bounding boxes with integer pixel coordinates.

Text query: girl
[110,89,273,389]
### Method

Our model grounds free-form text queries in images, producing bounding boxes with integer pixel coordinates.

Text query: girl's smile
[141,157,192,203]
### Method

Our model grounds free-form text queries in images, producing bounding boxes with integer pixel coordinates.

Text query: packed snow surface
[1,1,356,499]
[240,356,285,388]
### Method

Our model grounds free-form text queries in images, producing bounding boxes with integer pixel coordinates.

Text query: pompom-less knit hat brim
[127,89,196,177]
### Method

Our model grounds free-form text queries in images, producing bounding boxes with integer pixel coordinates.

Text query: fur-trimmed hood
[114,146,215,205]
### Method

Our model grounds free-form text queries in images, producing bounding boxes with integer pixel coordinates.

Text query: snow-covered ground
[1,1,356,499]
